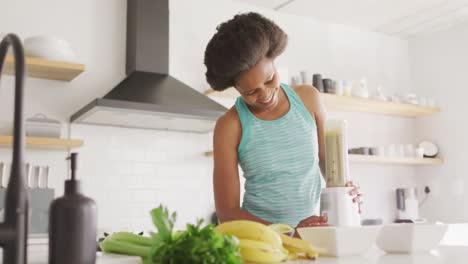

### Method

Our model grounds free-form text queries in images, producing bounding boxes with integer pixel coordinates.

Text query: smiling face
[235,57,281,113]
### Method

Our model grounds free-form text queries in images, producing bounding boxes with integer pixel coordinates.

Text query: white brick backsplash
[122,148,145,161]
[121,174,144,189]
[132,162,155,175]
[131,206,155,218]
[165,151,188,162]
[111,191,131,203]
[112,161,132,175]
[144,150,167,163]
[107,149,126,161]
[89,190,109,205]
[131,189,157,203]
[104,174,123,189]
[140,174,160,186]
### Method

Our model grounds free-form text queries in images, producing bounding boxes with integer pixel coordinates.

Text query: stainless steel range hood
[70,0,227,133]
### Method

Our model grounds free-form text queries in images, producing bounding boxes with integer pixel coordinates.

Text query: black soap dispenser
[49,153,97,264]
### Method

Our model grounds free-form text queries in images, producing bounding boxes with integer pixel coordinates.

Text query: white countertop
[283,246,468,264]
[4,224,468,263]
[0,251,141,264]
[1,245,465,264]
[0,244,141,264]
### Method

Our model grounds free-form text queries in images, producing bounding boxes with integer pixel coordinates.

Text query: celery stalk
[111,232,153,247]
[100,237,151,257]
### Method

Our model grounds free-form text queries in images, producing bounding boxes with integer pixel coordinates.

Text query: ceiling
[235,0,468,38]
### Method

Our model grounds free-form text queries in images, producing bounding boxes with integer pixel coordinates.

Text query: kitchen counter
[5,224,468,264]
[3,245,466,264]
[283,246,468,264]
[0,251,141,264]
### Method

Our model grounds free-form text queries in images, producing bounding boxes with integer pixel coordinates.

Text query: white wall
[0,0,420,234]
[169,0,412,95]
[170,0,418,223]
[409,21,468,223]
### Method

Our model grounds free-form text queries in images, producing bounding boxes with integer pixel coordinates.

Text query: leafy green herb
[99,205,241,264]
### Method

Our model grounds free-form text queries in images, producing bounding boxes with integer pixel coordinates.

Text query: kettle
[396,188,419,222]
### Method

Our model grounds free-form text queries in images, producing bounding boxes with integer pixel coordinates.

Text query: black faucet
[0,33,29,264]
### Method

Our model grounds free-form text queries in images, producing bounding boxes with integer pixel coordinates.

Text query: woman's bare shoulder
[214,106,242,146]
[216,106,240,129]
[291,84,320,99]
[290,84,324,116]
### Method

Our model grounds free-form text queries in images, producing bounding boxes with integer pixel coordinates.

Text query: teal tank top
[235,83,322,227]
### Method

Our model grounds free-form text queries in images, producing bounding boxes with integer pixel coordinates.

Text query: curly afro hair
[204,12,288,91]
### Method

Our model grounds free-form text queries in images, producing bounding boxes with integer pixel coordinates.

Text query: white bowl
[297,225,381,257]
[26,114,62,138]
[24,35,77,62]
[376,223,448,254]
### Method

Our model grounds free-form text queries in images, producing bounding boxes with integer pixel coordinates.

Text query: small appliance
[321,120,360,226]
[396,187,419,222]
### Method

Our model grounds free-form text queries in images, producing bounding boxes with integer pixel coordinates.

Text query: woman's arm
[294,85,327,177]
[213,110,272,225]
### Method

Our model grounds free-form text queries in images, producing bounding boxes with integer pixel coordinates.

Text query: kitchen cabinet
[4,55,85,81]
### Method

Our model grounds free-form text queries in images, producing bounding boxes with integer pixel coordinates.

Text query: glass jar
[324,119,350,187]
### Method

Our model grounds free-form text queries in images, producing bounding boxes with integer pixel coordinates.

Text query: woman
[204,12,362,229]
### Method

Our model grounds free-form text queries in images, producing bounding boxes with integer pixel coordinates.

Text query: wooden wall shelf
[321,93,440,117]
[205,88,440,117]
[5,55,85,81]
[204,151,443,165]
[349,154,443,165]
[0,135,83,150]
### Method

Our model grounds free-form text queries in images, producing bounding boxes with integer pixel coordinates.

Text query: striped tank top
[235,83,322,227]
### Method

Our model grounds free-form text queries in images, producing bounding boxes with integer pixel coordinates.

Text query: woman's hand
[293,215,328,238]
[296,215,328,228]
[346,181,363,213]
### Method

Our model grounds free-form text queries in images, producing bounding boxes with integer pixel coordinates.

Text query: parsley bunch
[100,205,241,264]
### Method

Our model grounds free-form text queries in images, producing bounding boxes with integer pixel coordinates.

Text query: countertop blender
[321,119,361,226]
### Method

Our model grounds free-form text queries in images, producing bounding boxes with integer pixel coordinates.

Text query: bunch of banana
[269,223,325,260]
[215,221,325,263]
[215,220,287,263]
[279,233,319,260]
